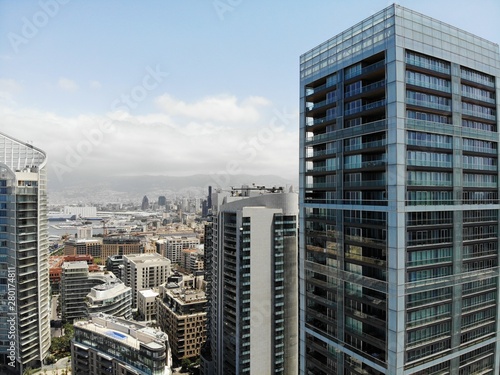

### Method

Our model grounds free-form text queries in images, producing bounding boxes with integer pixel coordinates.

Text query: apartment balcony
[345,327,386,350]
[345,290,386,309]
[407,138,452,150]
[407,180,453,187]
[345,60,385,80]
[344,159,386,169]
[462,145,497,154]
[306,80,337,98]
[344,99,386,116]
[461,91,496,104]
[461,74,495,88]
[305,182,336,189]
[305,119,387,146]
[462,108,496,121]
[344,179,386,188]
[406,78,451,93]
[406,57,451,75]
[406,98,451,112]
[305,148,337,160]
[344,138,386,152]
[406,314,451,329]
[306,114,337,127]
[345,80,386,99]
[344,305,386,327]
[345,252,386,268]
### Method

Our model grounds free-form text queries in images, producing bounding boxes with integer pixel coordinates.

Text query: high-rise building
[0,132,51,373]
[202,186,299,375]
[141,195,149,210]
[71,313,171,375]
[300,4,500,374]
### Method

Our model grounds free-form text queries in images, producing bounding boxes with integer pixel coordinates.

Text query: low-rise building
[72,313,171,375]
[86,280,132,320]
[102,235,144,260]
[64,238,102,257]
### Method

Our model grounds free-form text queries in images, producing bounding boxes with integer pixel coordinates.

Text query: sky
[0,0,499,189]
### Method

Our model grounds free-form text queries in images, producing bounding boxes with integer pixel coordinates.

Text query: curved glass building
[0,131,51,373]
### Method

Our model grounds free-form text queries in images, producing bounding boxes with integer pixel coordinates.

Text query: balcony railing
[345,60,385,80]
[307,114,336,126]
[461,91,496,104]
[406,78,451,93]
[344,80,386,98]
[462,109,496,121]
[406,98,451,112]
[406,57,451,75]
[344,159,386,169]
[344,139,386,151]
[345,99,386,116]
[343,180,386,187]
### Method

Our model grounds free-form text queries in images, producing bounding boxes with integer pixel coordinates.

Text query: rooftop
[74,313,168,351]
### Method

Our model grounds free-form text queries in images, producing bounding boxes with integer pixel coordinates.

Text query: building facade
[71,313,171,375]
[86,280,132,320]
[300,4,500,374]
[0,132,51,374]
[156,235,200,264]
[202,187,299,375]
[122,253,171,308]
[157,280,207,360]
[102,236,144,261]
[60,262,124,323]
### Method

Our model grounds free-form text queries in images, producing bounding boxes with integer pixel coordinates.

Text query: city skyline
[0,1,499,190]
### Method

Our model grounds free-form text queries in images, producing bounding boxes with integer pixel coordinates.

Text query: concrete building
[86,279,132,320]
[137,289,159,322]
[201,187,299,375]
[156,235,200,264]
[63,205,97,218]
[106,254,124,277]
[157,275,207,361]
[49,254,99,294]
[102,236,144,260]
[71,312,171,375]
[180,248,204,274]
[60,262,122,323]
[76,225,93,239]
[122,253,171,308]
[0,132,51,373]
[141,195,150,210]
[64,238,102,258]
[300,4,500,374]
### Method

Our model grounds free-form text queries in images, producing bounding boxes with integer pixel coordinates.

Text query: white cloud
[155,93,271,123]
[90,80,102,89]
[0,78,22,104]
[58,78,79,92]
[0,95,298,187]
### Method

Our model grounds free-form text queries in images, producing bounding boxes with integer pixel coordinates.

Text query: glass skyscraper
[0,132,50,374]
[299,4,500,374]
